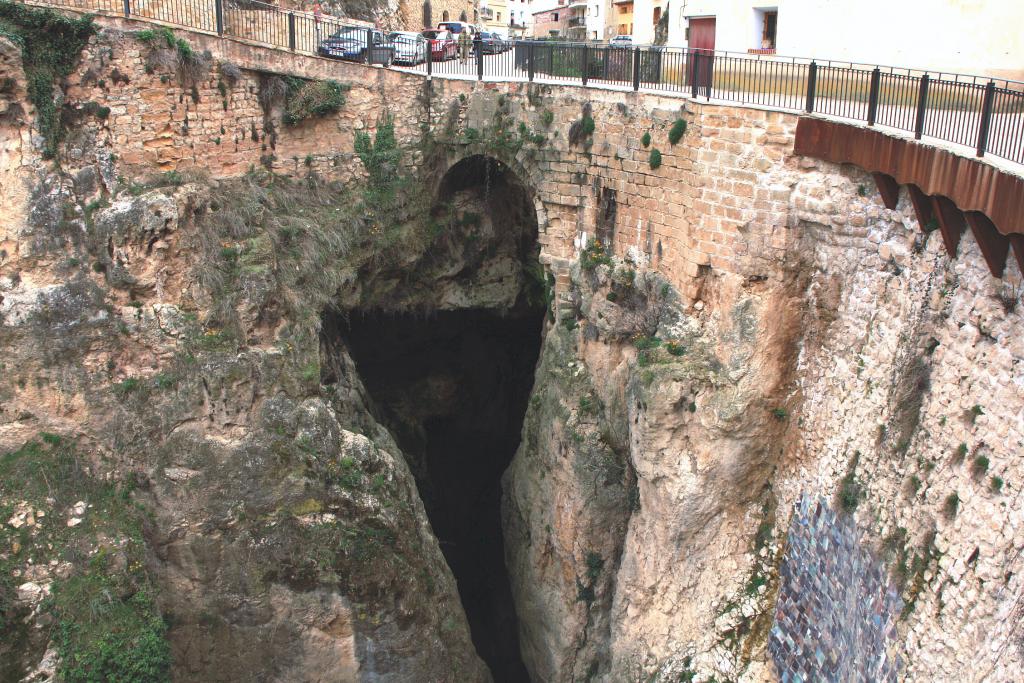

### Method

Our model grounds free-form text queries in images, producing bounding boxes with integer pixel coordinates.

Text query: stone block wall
[59,21,427,181]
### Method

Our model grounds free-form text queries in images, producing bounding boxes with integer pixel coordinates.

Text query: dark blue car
[319,27,394,65]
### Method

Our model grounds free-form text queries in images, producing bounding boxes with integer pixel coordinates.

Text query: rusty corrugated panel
[794,118,1024,238]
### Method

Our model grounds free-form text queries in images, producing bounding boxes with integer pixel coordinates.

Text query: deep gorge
[336,308,541,680]
[2,9,1023,681]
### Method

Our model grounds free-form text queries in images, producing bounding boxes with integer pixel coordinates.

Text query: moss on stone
[0,435,170,681]
[0,2,95,158]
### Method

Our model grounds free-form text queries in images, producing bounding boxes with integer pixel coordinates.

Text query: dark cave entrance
[328,156,544,681]
[339,309,541,681]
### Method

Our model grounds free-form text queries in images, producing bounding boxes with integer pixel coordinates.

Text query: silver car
[388,31,427,64]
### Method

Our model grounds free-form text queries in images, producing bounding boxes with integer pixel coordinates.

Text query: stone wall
[50,18,428,180]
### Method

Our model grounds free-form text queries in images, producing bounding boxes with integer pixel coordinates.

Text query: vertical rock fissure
[337,307,542,682]
[321,154,545,681]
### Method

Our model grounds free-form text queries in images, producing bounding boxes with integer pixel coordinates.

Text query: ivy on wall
[0,1,95,159]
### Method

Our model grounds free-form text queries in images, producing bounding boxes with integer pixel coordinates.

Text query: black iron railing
[19,0,1024,166]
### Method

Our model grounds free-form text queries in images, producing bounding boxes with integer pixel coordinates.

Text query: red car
[422,29,457,61]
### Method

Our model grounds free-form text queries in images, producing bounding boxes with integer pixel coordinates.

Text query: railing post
[581,44,588,87]
[805,60,817,113]
[690,51,699,98]
[528,42,535,82]
[214,0,224,36]
[476,38,484,80]
[426,40,432,78]
[365,28,372,64]
[867,66,881,125]
[122,0,130,17]
[704,51,713,100]
[914,74,929,139]
[976,80,996,157]
[287,13,296,51]
[632,47,641,92]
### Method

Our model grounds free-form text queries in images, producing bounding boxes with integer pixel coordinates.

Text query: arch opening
[334,155,543,681]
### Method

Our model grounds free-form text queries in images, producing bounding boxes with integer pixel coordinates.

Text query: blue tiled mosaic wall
[768,495,903,682]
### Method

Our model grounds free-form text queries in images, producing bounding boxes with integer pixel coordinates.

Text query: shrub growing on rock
[649,148,662,169]
[668,118,687,145]
[283,79,349,126]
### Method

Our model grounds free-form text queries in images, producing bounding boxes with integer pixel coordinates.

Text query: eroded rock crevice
[332,307,542,681]
[318,153,546,680]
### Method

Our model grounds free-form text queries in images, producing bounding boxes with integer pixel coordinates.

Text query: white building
[663,0,1024,79]
[507,0,532,35]
[585,0,609,40]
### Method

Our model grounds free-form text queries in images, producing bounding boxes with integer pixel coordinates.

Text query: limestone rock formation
[2,6,1024,683]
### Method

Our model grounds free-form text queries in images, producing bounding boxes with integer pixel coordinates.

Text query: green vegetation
[771,407,787,421]
[580,239,612,272]
[837,453,862,513]
[666,341,686,356]
[579,394,598,415]
[0,436,170,682]
[953,442,969,464]
[969,404,984,423]
[568,110,595,146]
[0,2,95,158]
[972,454,990,477]
[632,335,661,351]
[112,377,142,397]
[136,26,192,59]
[640,131,651,148]
[517,121,547,147]
[907,474,922,495]
[354,114,406,227]
[678,656,697,682]
[576,550,604,605]
[540,109,554,127]
[649,148,662,169]
[990,475,1004,493]
[895,529,940,618]
[580,115,595,136]
[282,78,349,126]
[668,118,687,145]
[943,492,960,519]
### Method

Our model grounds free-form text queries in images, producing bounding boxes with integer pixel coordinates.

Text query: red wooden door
[688,17,715,94]
[689,17,716,52]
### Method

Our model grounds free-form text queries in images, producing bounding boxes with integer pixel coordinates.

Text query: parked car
[388,31,427,64]
[422,28,457,60]
[491,32,512,51]
[610,34,633,48]
[476,31,503,54]
[319,27,394,65]
[437,21,475,36]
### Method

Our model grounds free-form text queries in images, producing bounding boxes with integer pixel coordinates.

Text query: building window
[553,12,558,20]
[653,7,661,23]
[752,8,777,52]
[497,11,501,21]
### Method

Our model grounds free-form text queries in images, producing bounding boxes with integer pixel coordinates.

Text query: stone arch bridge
[10,7,1024,297]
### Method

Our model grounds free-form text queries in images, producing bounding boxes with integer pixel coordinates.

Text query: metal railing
[20,0,1024,166]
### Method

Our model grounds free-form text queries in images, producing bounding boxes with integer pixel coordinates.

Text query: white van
[438,21,476,36]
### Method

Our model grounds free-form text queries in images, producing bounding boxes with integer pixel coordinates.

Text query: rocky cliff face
[503,162,1024,682]
[0,169,494,681]
[0,15,498,677]
[3,7,1024,683]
